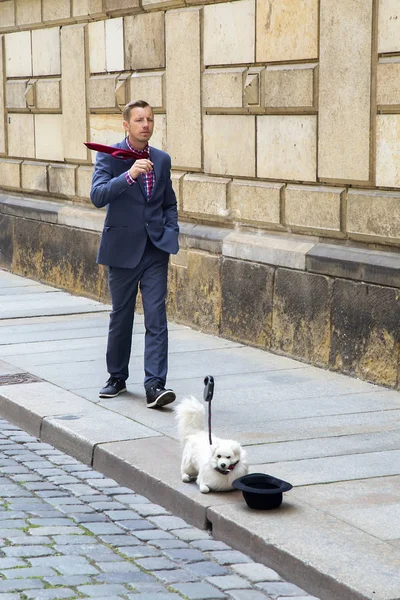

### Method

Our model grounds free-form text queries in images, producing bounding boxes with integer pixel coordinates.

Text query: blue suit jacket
[90,139,179,269]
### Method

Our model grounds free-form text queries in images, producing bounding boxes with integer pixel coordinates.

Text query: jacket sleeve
[90,152,131,209]
[162,157,179,235]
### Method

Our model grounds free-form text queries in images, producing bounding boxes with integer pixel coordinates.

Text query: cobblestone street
[0,418,319,600]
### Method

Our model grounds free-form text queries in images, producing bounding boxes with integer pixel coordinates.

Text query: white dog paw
[199,485,210,493]
[182,474,192,483]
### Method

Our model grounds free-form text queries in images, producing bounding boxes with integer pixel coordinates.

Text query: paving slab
[1,269,400,600]
[245,430,400,463]
[0,284,61,296]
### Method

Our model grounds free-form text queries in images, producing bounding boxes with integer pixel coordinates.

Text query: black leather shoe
[99,377,127,398]
[146,385,176,408]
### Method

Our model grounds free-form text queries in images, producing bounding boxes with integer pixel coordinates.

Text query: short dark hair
[123,100,152,121]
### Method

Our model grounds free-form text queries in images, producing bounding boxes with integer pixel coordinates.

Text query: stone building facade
[1,0,400,388]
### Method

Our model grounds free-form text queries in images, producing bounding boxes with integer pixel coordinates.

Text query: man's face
[123,106,154,147]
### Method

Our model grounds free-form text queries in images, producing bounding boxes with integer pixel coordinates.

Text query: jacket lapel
[149,147,162,199]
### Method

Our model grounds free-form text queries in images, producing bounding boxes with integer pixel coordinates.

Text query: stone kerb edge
[92,442,210,530]
[0,391,43,438]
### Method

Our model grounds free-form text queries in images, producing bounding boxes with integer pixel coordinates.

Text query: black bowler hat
[233,473,293,510]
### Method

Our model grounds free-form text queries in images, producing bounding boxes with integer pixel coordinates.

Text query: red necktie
[84,142,150,161]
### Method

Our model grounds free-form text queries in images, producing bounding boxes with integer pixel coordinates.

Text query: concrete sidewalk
[0,269,399,600]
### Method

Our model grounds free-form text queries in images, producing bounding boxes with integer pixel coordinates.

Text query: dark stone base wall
[0,212,110,303]
[167,253,400,389]
[1,194,400,390]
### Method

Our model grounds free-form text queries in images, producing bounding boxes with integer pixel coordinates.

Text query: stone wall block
[77,166,95,200]
[89,20,106,74]
[0,159,21,189]
[89,114,124,162]
[221,257,274,348]
[42,0,71,23]
[265,64,316,109]
[21,161,48,192]
[318,0,373,182]
[24,80,35,109]
[174,250,221,334]
[378,0,400,54]
[106,17,124,72]
[8,114,35,159]
[171,171,185,211]
[376,115,400,187]
[244,67,265,108]
[35,79,61,111]
[15,0,41,26]
[124,12,165,70]
[271,269,331,367]
[285,185,343,234]
[166,8,201,170]
[48,164,77,196]
[347,189,400,243]
[142,0,185,9]
[88,75,118,110]
[182,174,230,218]
[204,0,255,66]
[151,114,166,151]
[256,0,318,62]
[377,58,400,108]
[231,179,281,226]
[35,114,64,162]
[0,1,15,29]
[0,37,5,154]
[186,0,232,4]
[115,74,128,108]
[61,25,88,161]
[331,279,400,387]
[257,115,317,181]
[105,0,140,14]
[5,31,31,77]
[32,27,61,76]
[204,115,255,177]
[6,79,28,110]
[0,213,13,270]
[203,68,245,109]
[130,72,164,110]
[72,0,105,19]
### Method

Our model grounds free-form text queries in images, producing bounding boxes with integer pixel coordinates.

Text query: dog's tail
[175,396,205,443]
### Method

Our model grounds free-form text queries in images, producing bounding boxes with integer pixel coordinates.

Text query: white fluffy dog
[175,396,248,493]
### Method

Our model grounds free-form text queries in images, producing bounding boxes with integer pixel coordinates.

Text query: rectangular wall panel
[318,0,373,182]
[166,8,201,170]
[61,25,88,161]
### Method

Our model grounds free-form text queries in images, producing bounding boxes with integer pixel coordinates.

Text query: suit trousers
[106,238,170,390]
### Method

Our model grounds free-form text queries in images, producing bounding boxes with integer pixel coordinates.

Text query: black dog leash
[203,375,214,445]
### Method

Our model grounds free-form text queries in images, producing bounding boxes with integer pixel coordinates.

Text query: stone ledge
[179,222,231,253]
[223,230,317,270]
[306,243,400,289]
[0,193,62,223]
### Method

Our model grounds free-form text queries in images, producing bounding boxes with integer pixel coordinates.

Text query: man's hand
[129,159,153,180]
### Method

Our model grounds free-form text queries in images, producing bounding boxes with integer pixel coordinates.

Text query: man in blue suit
[90,100,179,408]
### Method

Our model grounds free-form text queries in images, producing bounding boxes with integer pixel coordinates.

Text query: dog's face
[210,440,243,474]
